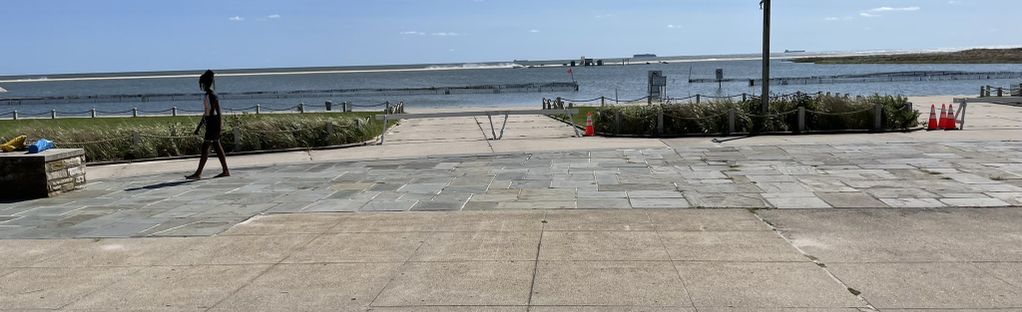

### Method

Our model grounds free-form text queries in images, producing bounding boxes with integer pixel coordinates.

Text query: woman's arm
[193,94,210,134]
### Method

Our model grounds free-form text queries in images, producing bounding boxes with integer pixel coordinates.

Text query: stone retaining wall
[0,149,86,199]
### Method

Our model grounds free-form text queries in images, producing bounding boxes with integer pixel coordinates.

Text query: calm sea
[2,59,1022,115]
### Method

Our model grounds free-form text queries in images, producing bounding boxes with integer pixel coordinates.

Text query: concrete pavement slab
[411,231,540,261]
[66,265,270,311]
[659,231,807,262]
[539,231,670,261]
[543,210,654,231]
[329,212,444,233]
[529,307,694,312]
[531,261,692,306]
[829,262,1022,309]
[438,211,545,232]
[368,307,527,312]
[0,267,137,310]
[647,209,770,232]
[158,234,316,265]
[210,263,400,311]
[286,232,423,263]
[674,262,864,308]
[372,261,533,306]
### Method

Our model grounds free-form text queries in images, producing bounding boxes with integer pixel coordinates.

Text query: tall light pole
[760,0,771,115]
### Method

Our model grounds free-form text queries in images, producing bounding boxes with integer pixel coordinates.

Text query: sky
[1,0,1019,75]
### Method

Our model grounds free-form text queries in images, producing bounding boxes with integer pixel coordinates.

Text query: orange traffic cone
[945,104,958,130]
[584,112,595,136]
[926,105,939,130]
[938,104,947,130]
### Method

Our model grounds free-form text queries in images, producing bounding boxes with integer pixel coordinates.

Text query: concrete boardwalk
[3,209,1022,311]
[3,99,1022,310]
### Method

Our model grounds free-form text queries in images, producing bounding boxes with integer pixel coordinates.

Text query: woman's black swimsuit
[204,93,222,141]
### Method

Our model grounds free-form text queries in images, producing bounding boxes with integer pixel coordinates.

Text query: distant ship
[633,53,657,58]
[784,49,807,53]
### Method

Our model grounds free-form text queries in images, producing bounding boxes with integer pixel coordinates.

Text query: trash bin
[325,100,333,111]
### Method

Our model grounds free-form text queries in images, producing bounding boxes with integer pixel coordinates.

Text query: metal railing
[0,101,406,121]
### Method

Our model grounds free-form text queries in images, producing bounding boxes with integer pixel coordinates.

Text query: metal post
[601,96,606,107]
[695,94,701,104]
[487,113,497,139]
[998,87,1003,97]
[380,115,388,145]
[873,103,883,131]
[132,107,138,117]
[91,108,97,118]
[171,107,177,117]
[761,0,771,116]
[12,110,16,120]
[51,109,56,119]
[614,111,622,135]
[298,103,305,113]
[256,105,261,115]
[657,110,664,136]
[797,107,805,133]
[499,113,509,139]
[980,86,986,97]
[727,109,736,134]
[742,93,747,102]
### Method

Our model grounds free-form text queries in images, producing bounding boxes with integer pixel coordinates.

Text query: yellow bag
[0,135,27,152]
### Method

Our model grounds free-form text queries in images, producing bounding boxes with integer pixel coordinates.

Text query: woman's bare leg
[186,141,212,179]
[213,141,230,177]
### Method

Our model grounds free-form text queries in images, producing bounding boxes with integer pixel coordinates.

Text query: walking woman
[186,70,231,179]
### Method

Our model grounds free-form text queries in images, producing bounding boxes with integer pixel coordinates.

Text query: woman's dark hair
[199,70,216,92]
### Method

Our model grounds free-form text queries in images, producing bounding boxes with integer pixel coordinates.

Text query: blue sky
[1,0,1018,75]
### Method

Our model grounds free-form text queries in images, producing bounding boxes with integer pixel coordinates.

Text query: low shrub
[1,113,385,162]
[593,94,920,136]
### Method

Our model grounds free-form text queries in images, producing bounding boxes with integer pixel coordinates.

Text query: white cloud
[529,29,540,33]
[432,32,460,36]
[824,17,840,21]
[666,24,682,29]
[868,6,920,12]
[400,31,426,35]
[594,14,614,19]
[267,14,280,19]
[229,16,244,22]
[948,0,960,3]
[859,12,879,17]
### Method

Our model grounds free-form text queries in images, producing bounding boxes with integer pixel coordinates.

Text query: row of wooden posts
[980,85,1022,97]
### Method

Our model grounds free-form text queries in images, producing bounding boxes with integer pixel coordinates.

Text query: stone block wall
[0,149,86,199]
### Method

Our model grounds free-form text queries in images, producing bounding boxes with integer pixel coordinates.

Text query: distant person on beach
[186,70,230,179]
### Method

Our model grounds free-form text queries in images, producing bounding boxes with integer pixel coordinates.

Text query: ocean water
[2,59,1022,115]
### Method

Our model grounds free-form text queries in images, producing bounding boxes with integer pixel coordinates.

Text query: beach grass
[0,112,390,162]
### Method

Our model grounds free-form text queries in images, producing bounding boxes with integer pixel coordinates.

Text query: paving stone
[816,192,889,208]
[879,198,946,208]
[686,193,767,208]
[577,198,632,209]
[361,200,418,212]
[659,231,806,261]
[762,193,832,209]
[629,197,690,209]
[286,232,422,263]
[939,197,1011,207]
